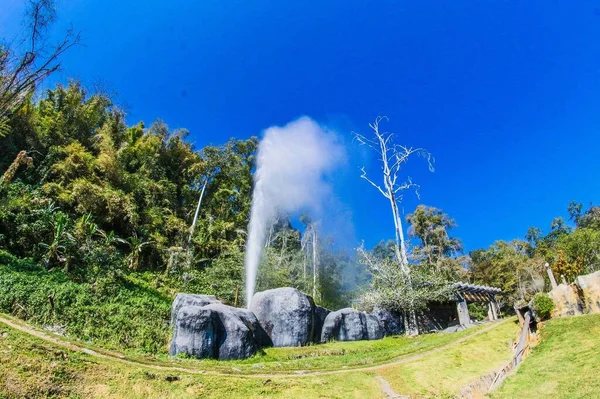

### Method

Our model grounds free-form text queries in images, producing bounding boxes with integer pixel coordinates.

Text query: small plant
[532,293,555,320]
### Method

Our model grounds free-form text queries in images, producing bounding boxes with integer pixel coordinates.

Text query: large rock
[201,303,260,360]
[170,302,266,360]
[170,306,216,359]
[321,308,384,342]
[575,271,600,314]
[250,287,315,347]
[312,305,331,343]
[171,293,221,325]
[365,313,385,340]
[374,309,404,336]
[549,283,584,318]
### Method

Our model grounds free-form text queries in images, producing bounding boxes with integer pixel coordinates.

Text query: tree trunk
[312,226,318,300]
[188,178,209,246]
[388,192,419,336]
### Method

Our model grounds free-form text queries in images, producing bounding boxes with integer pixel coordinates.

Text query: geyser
[244,117,343,307]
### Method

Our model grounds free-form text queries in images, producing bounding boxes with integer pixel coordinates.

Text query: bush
[532,293,555,320]
[467,302,489,321]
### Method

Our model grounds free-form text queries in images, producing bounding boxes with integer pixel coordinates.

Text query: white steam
[245,117,344,307]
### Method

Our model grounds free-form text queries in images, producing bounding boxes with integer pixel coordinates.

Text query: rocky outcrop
[321,308,384,342]
[575,271,600,314]
[250,287,315,347]
[170,302,268,360]
[170,293,221,325]
[312,305,331,343]
[549,283,584,318]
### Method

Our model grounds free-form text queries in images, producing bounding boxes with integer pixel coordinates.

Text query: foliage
[0,0,79,126]
[406,204,466,280]
[532,293,554,321]
[0,82,258,276]
[256,217,350,309]
[356,244,456,314]
[467,302,489,321]
[0,251,171,352]
[469,240,546,309]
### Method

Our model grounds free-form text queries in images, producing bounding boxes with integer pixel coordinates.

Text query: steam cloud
[245,117,344,307]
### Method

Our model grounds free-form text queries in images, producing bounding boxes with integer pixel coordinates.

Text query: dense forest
[1,1,600,353]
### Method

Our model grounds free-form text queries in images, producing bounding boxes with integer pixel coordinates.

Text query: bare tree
[300,216,319,299]
[353,116,434,335]
[0,0,80,129]
[188,177,209,245]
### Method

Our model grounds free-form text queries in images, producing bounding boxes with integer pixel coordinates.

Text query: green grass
[0,317,520,398]
[377,319,518,398]
[491,313,600,399]
[0,251,172,353]
[136,321,512,374]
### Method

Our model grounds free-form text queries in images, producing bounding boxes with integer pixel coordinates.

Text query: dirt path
[0,315,510,379]
[376,376,409,398]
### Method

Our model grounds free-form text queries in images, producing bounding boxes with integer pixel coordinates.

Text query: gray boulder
[373,309,404,336]
[321,308,384,342]
[170,302,266,360]
[170,293,221,325]
[170,305,216,359]
[202,303,260,360]
[250,287,315,347]
[365,313,385,340]
[312,305,331,343]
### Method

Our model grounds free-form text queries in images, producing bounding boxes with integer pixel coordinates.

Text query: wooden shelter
[453,282,502,326]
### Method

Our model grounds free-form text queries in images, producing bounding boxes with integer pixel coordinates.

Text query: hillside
[492,313,600,399]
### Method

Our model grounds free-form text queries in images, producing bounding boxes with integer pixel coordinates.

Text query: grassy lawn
[0,317,520,398]
[491,313,600,399]
[377,319,518,398]
[150,320,514,374]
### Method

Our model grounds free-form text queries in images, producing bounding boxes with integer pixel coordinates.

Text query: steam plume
[245,117,344,307]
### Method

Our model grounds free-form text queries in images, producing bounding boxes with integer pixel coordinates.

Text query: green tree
[406,205,465,280]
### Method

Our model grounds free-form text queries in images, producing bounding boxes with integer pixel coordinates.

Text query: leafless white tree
[301,222,319,299]
[353,116,434,335]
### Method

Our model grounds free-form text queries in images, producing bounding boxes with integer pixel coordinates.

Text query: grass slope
[491,313,600,399]
[0,317,519,398]
[0,251,172,353]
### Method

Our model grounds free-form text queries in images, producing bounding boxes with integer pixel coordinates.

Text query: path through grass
[0,316,520,398]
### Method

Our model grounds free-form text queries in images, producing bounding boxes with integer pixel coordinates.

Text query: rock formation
[575,271,600,314]
[321,308,384,342]
[250,287,315,347]
[548,283,584,318]
[170,293,221,325]
[373,309,404,336]
[170,305,216,359]
[170,302,269,360]
[313,305,331,343]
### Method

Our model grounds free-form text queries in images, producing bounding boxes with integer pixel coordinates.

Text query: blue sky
[2,0,600,252]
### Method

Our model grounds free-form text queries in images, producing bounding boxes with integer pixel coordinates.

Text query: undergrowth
[0,250,172,353]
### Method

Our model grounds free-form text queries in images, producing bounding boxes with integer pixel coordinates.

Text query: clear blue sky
[2,0,600,252]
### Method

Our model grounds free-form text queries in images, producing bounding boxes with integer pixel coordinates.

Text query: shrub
[467,302,489,321]
[532,293,555,320]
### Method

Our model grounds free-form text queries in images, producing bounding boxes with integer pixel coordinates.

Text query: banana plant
[126,232,154,270]
[39,212,74,270]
